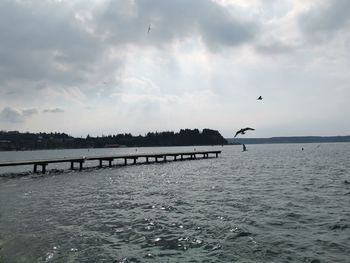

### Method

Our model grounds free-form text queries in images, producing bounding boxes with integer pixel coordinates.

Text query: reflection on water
[0,144,349,262]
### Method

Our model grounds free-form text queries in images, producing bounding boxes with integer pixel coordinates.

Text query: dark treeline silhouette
[0,129,227,151]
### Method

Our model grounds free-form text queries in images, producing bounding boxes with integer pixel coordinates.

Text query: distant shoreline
[0,129,227,151]
[226,136,350,145]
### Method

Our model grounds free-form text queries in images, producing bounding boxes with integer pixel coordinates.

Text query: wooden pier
[0,150,221,174]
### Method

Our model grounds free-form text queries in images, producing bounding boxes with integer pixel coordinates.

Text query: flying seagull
[147,24,151,34]
[234,127,255,138]
[257,96,263,100]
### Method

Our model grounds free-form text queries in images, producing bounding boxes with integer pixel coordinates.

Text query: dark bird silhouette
[147,24,151,34]
[234,127,255,138]
[257,96,263,100]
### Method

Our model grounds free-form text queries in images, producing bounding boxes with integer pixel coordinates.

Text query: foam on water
[0,144,349,262]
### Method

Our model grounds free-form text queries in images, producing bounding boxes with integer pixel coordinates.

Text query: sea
[0,143,349,262]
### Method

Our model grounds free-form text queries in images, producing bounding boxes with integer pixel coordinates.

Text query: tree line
[0,129,227,150]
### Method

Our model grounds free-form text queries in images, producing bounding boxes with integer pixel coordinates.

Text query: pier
[0,150,221,174]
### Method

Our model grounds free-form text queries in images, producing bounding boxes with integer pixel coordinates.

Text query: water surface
[0,144,349,262]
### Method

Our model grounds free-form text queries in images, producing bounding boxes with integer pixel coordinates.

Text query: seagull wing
[234,130,241,138]
[243,128,255,132]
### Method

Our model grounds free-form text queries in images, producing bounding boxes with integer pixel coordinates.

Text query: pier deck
[0,150,221,174]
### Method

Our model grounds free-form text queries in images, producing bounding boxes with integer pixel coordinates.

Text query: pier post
[174,156,177,161]
[124,158,127,166]
[99,159,102,168]
[164,156,167,162]
[146,157,149,163]
[79,161,83,170]
[42,164,47,174]
[181,155,183,160]
[133,158,137,165]
[109,159,112,167]
[155,157,159,163]
[216,153,218,158]
[70,162,74,170]
[34,164,37,173]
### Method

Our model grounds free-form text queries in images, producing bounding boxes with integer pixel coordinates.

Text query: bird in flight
[257,96,263,100]
[147,24,151,34]
[234,127,255,138]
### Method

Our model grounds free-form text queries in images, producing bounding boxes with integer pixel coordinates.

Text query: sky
[0,0,349,138]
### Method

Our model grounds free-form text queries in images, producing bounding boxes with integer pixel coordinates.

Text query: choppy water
[0,144,349,262]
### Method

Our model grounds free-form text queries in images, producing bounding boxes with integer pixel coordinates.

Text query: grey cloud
[23,108,38,117]
[1,90,18,96]
[0,0,258,101]
[0,107,38,123]
[43,108,64,113]
[98,0,258,50]
[255,41,295,55]
[299,0,350,39]
[0,0,108,90]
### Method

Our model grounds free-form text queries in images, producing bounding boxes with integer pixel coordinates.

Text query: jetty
[0,150,221,174]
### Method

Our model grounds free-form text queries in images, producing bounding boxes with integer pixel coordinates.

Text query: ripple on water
[1,144,350,262]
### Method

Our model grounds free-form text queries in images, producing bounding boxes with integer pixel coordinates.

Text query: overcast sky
[1,0,349,138]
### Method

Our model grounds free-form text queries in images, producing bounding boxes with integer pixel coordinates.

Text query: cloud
[0,0,110,95]
[98,0,258,50]
[43,108,64,113]
[23,108,38,117]
[0,1,349,137]
[299,0,350,40]
[0,107,38,123]
[255,41,295,55]
[0,0,258,80]
[0,0,259,108]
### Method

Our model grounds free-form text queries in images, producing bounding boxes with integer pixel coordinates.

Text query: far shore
[227,135,350,145]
